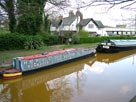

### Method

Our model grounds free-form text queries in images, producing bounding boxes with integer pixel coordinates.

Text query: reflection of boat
[0,56,95,102]
[13,48,95,72]
[0,69,22,80]
[4,56,95,83]
[96,49,136,63]
[96,40,136,53]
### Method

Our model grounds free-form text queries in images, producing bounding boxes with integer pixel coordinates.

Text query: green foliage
[71,34,80,44]
[0,30,10,35]
[78,30,89,38]
[0,33,25,50]
[0,33,44,50]
[43,15,50,32]
[41,34,61,45]
[16,1,43,35]
[24,35,44,50]
[16,13,42,35]
[79,36,136,43]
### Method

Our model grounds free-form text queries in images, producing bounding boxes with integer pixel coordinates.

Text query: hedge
[0,33,62,50]
[1,33,136,50]
[79,36,136,43]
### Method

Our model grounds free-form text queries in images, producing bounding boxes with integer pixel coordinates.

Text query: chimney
[69,10,74,17]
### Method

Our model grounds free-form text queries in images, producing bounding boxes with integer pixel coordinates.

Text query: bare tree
[70,0,136,9]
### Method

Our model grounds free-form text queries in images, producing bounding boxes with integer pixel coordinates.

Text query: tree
[70,0,136,9]
[0,0,16,32]
[0,0,69,34]
[16,0,43,34]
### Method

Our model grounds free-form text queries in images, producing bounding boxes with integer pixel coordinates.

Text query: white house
[50,13,105,36]
[50,14,77,33]
[50,11,136,36]
[81,18,106,36]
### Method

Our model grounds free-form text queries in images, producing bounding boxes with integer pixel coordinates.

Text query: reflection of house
[50,11,136,36]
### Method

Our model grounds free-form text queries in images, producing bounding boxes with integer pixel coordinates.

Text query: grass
[0,43,97,66]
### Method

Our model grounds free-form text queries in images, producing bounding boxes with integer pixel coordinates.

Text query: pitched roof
[81,18,104,28]
[51,20,61,28]
[62,16,76,26]
[82,18,92,26]
[51,16,76,28]
[91,19,104,28]
[51,16,104,29]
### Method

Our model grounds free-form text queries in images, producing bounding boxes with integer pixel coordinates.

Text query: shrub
[0,33,25,50]
[23,35,44,50]
[0,33,45,50]
[72,34,80,44]
[41,34,61,45]
[78,30,89,38]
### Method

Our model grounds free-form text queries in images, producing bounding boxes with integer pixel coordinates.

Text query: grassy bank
[0,43,96,67]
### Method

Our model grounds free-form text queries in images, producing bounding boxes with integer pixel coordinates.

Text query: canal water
[0,50,136,102]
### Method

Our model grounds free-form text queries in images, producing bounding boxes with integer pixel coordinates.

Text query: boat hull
[3,72,22,79]
[96,44,136,53]
[96,40,136,53]
[0,69,22,80]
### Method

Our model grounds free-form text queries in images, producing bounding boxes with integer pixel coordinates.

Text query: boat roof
[110,40,136,46]
[20,48,81,60]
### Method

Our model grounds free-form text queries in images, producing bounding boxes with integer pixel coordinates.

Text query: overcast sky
[46,0,136,27]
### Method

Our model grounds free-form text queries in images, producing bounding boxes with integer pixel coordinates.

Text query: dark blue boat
[13,48,96,72]
[96,39,136,53]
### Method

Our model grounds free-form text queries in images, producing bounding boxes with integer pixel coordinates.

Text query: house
[50,11,77,34]
[50,11,136,36]
[50,11,105,36]
[82,18,105,36]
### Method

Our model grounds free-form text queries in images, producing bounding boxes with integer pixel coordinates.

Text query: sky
[45,0,136,27]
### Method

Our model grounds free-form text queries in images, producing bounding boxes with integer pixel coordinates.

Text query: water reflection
[96,50,136,64]
[0,50,136,102]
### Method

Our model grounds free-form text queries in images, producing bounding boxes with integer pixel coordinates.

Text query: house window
[88,24,94,28]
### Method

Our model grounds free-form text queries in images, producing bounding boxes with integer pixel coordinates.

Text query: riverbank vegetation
[1,29,136,51]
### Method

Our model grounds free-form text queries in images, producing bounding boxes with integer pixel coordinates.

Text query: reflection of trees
[46,66,89,102]
[0,84,11,102]
[46,76,74,102]
[73,71,87,95]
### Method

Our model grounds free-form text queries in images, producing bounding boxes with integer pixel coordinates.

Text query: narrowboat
[13,48,95,72]
[96,40,136,53]
[0,69,22,79]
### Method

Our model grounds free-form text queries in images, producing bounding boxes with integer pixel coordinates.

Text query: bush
[24,35,44,50]
[78,30,89,38]
[71,34,80,44]
[0,33,25,50]
[41,34,61,45]
[0,33,44,50]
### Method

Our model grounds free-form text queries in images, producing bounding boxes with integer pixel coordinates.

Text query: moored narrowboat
[13,48,96,72]
[96,40,136,53]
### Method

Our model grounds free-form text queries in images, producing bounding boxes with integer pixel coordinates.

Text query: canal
[0,50,136,102]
